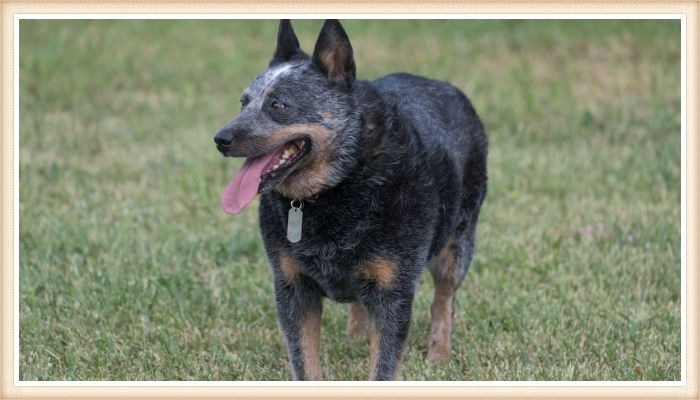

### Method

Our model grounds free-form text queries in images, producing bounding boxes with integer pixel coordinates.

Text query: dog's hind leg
[427,220,476,363]
[346,301,369,340]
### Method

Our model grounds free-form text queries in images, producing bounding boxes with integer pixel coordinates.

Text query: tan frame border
[1,1,697,399]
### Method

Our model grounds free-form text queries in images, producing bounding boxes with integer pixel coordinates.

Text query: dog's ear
[312,19,356,88]
[270,20,306,66]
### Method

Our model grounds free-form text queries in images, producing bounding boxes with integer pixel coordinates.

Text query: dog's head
[215,19,361,215]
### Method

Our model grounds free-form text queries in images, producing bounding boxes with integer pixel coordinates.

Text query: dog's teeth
[283,146,297,159]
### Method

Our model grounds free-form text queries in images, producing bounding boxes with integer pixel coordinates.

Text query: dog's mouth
[220,138,311,215]
[258,139,309,193]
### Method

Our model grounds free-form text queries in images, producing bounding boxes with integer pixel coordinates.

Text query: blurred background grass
[19,19,680,380]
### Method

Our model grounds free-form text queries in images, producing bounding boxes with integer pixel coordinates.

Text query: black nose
[214,131,233,147]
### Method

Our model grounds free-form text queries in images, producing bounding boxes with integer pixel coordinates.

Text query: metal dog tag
[287,200,303,243]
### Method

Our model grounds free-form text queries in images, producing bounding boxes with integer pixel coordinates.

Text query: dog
[214,19,487,380]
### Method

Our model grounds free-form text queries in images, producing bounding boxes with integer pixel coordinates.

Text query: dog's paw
[426,339,451,363]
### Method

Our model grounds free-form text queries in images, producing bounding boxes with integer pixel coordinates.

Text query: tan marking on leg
[368,322,380,380]
[427,236,459,363]
[427,285,454,363]
[360,258,397,289]
[346,301,368,340]
[279,250,301,283]
[392,357,403,380]
[367,321,402,380]
[300,306,323,380]
[436,236,459,280]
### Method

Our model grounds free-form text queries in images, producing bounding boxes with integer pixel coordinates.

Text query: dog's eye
[270,101,286,110]
[239,96,250,109]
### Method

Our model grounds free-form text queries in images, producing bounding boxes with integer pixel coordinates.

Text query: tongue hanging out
[220,150,280,215]
[220,141,303,215]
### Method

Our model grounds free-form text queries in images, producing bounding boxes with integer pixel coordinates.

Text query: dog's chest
[259,189,387,301]
[291,237,366,302]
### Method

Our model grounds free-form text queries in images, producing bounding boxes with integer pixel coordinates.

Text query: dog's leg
[427,230,474,362]
[274,278,323,380]
[427,274,456,363]
[362,289,415,381]
[274,252,324,380]
[346,301,368,340]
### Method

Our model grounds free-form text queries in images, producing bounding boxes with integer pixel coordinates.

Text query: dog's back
[374,73,487,174]
[372,72,488,257]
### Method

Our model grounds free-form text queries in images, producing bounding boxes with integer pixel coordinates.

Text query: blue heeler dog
[214,19,488,380]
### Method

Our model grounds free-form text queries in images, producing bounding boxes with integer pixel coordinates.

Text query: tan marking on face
[272,124,334,199]
[225,123,334,199]
[368,322,380,379]
[346,301,368,340]
[279,250,301,283]
[264,123,331,146]
[318,111,333,120]
[266,86,275,95]
[360,258,397,289]
[300,306,323,380]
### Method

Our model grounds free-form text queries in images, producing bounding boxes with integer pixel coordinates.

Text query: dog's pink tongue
[220,151,278,215]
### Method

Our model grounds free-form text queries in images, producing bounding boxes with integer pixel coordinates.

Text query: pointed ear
[312,20,356,88]
[270,20,306,66]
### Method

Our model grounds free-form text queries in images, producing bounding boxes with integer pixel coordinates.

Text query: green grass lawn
[18,19,681,381]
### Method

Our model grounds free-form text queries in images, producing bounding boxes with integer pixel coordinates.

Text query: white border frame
[12,13,687,388]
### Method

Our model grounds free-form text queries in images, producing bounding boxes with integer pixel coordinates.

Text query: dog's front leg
[363,288,416,381]
[272,254,323,380]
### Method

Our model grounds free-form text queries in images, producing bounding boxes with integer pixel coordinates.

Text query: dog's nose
[214,131,233,147]
[214,117,254,153]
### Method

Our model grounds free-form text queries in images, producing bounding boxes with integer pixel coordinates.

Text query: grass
[19,19,681,381]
